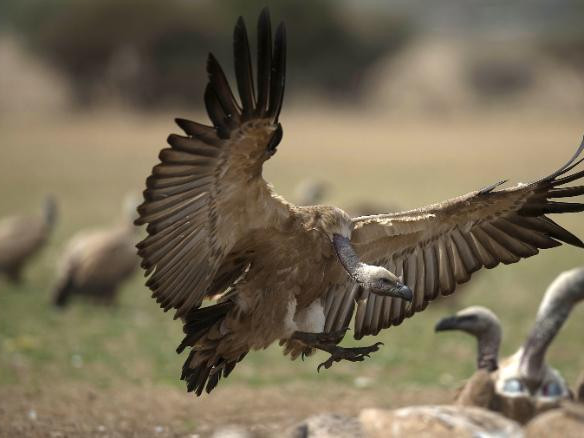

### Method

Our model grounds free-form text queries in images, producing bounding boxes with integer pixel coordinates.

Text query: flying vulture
[435,267,584,422]
[135,9,584,395]
[0,196,57,283]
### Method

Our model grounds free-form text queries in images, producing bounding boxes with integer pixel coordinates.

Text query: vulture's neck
[476,330,500,372]
[519,268,584,380]
[332,234,371,283]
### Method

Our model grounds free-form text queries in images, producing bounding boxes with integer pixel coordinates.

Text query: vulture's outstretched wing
[325,140,584,339]
[135,9,287,318]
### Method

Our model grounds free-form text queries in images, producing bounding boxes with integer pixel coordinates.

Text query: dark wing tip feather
[206,52,242,121]
[268,22,287,122]
[516,136,584,250]
[174,118,219,145]
[255,8,272,116]
[233,16,256,115]
[537,136,584,184]
[479,180,507,195]
[266,123,283,156]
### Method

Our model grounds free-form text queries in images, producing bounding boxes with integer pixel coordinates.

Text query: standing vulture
[435,267,584,422]
[135,8,584,395]
[0,196,57,283]
[52,197,139,307]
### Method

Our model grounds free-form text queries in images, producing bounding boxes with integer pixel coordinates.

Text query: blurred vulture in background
[289,406,522,438]
[294,178,398,216]
[577,371,584,403]
[293,179,329,206]
[435,267,584,423]
[0,196,57,284]
[52,196,139,307]
[525,401,584,438]
[134,8,584,396]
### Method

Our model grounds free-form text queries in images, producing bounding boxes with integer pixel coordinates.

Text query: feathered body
[135,9,584,395]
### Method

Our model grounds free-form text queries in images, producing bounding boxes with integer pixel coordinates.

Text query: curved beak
[391,283,413,302]
[434,315,459,332]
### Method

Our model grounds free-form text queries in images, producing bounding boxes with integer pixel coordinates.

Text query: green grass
[1,109,584,398]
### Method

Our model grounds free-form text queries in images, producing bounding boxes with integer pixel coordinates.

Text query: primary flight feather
[135,8,584,396]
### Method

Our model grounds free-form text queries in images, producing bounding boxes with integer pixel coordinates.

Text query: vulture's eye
[502,378,526,395]
[541,381,564,398]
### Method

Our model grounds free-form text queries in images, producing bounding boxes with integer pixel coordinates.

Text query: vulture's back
[0,215,49,269]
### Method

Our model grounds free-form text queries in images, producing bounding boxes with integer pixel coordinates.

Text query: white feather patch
[294,300,326,333]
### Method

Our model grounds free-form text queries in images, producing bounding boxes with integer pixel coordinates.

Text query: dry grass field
[1,108,584,436]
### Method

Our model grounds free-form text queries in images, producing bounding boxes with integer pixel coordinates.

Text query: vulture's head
[435,306,501,372]
[365,265,413,301]
[331,232,413,302]
[435,306,501,338]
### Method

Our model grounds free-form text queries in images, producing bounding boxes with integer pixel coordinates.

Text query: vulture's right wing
[326,140,584,338]
[135,9,287,318]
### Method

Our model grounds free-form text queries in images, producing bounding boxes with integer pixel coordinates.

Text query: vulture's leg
[292,330,347,345]
[291,330,383,371]
[313,342,384,372]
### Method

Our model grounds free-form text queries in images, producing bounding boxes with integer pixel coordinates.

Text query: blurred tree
[0,0,412,108]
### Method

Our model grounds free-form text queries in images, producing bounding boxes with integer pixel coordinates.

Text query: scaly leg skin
[314,342,384,372]
[292,329,348,346]
[290,330,383,372]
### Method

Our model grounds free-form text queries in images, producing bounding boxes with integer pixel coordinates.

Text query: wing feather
[233,17,255,118]
[255,8,272,116]
[437,236,455,295]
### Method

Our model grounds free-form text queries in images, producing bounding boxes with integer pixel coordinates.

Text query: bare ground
[0,383,450,437]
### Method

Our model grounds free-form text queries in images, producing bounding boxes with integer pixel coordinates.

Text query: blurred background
[1,0,584,436]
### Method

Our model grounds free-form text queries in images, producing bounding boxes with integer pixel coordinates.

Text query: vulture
[52,197,139,307]
[577,371,584,403]
[0,196,57,283]
[525,401,584,438]
[435,267,584,422]
[358,406,522,438]
[289,407,523,438]
[294,179,329,206]
[294,179,399,216]
[134,8,584,396]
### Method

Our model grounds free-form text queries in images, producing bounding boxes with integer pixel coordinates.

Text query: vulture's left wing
[326,140,584,339]
[135,9,287,318]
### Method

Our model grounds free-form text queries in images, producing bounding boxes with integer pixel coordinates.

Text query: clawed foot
[317,342,383,372]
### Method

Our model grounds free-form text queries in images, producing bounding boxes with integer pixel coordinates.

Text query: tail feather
[177,301,247,395]
[181,350,246,396]
[176,301,232,353]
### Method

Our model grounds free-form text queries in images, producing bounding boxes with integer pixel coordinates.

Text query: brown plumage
[436,268,584,423]
[359,405,522,437]
[52,199,139,307]
[525,402,584,438]
[0,196,57,283]
[135,8,584,395]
